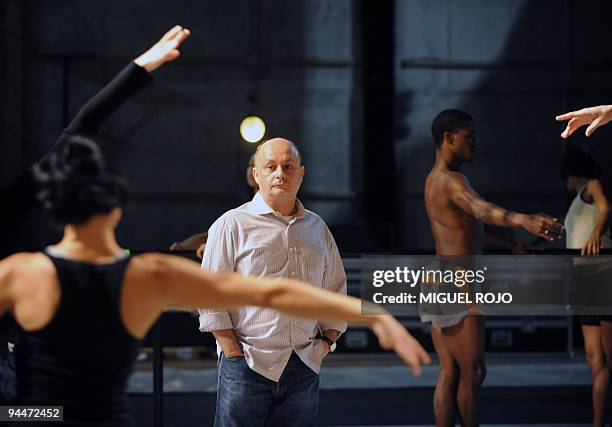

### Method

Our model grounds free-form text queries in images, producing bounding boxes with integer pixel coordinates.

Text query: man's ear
[252,167,260,185]
[300,165,305,179]
[443,131,453,146]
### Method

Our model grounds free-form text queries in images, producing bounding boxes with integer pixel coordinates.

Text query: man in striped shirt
[199,138,347,426]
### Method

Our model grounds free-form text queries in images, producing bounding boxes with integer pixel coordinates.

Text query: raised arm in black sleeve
[52,62,154,154]
[0,62,154,256]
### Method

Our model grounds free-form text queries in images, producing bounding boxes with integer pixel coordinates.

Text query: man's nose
[273,165,285,179]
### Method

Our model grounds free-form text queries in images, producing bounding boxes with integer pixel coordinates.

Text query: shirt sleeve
[318,225,348,334]
[198,214,236,332]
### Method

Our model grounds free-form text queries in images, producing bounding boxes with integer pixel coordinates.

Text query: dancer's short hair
[431,109,473,147]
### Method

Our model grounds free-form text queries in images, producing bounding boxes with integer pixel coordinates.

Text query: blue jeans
[214,352,319,427]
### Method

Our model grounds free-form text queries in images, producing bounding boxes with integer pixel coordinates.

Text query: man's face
[253,139,304,204]
[449,126,477,161]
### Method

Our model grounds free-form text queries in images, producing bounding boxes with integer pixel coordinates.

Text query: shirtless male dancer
[424,109,564,426]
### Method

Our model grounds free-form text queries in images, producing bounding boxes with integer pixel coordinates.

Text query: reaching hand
[556,105,612,139]
[522,213,564,241]
[582,233,601,256]
[134,25,191,73]
[370,315,431,376]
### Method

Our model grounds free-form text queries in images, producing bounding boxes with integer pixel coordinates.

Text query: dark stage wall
[2,0,612,255]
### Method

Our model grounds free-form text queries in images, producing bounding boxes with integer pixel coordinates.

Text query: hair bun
[34,135,129,225]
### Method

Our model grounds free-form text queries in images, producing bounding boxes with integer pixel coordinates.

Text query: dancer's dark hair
[34,136,129,225]
[431,109,473,147]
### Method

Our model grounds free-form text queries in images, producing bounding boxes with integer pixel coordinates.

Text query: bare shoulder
[585,179,609,206]
[0,253,55,308]
[2,252,54,278]
[445,170,469,187]
[586,179,605,195]
[127,253,167,278]
[428,170,470,196]
[125,253,215,307]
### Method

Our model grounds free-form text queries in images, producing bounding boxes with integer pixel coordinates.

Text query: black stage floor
[127,352,594,426]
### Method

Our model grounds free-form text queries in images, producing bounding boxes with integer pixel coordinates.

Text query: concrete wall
[19,0,356,250]
[4,0,612,252]
[395,0,612,249]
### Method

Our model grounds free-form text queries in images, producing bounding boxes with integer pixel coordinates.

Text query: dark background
[2,0,612,256]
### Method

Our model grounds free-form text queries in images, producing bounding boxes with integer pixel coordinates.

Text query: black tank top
[15,250,141,426]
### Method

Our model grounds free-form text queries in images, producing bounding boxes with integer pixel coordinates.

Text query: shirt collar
[248,191,305,219]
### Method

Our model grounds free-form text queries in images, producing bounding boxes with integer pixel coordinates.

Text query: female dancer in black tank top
[16,251,139,425]
[0,26,430,426]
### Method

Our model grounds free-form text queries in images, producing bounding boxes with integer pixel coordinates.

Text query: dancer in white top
[562,143,611,427]
[563,144,611,255]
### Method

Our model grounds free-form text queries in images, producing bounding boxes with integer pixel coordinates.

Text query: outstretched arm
[447,173,563,241]
[2,26,190,195]
[556,105,612,139]
[138,254,431,375]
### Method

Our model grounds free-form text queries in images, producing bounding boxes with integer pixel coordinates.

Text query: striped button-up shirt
[198,191,347,382]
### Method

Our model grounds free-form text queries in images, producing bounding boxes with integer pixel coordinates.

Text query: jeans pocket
[220,352,247,381]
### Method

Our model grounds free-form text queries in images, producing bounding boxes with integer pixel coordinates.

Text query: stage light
[240,115,266,143]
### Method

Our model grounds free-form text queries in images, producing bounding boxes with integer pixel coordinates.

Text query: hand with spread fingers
[370,315,432,376]
[134,25,191,73]
[521,213,564,241]
[556,105,612,139]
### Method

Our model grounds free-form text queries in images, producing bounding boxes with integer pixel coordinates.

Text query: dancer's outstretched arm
[129,253,432,376]
[2,25,190,194]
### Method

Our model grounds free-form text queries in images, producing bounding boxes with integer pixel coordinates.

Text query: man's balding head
[252,137,305,215]
[254,138,302,168]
